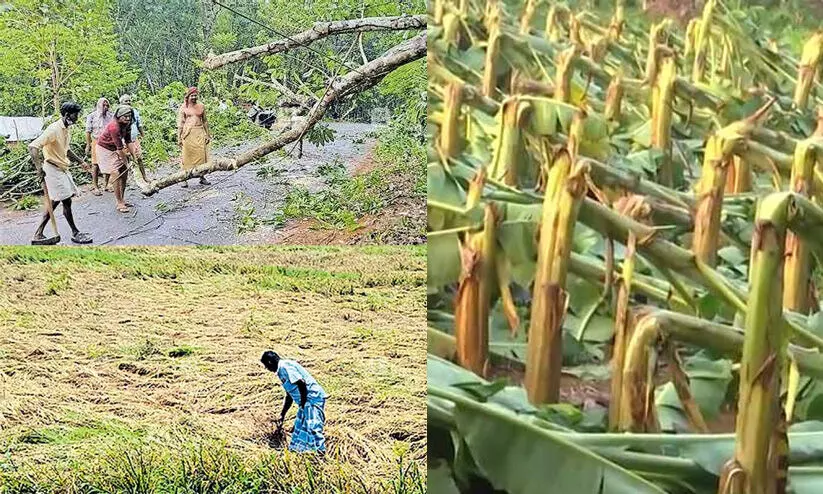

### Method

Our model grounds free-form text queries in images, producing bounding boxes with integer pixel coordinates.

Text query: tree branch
[233,74,314,107]
[136,32,426,196]
[202,15,425,70]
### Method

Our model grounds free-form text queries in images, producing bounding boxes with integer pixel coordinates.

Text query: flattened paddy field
[0,246,426,493]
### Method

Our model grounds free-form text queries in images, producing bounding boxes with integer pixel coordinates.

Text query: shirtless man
[176,87,211,187]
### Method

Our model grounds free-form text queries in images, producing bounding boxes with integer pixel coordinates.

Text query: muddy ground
[0,122,413,246]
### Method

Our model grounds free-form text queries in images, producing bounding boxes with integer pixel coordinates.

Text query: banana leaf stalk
[793,32,823,109]
[482,5,501,98]
[604,71,624,121]
[783,138,821,313]
[725,193,790,494]
[525,116,589,404]
[519,0,536,35]
[692,134,733,266]
[609,195,652,430]
[545,5,562,43]
[652,56,677,186]
[453,204,497,375]
[555,46,580,103]
[692,0,716,83]
[488,99,530,186]
[440,81,465,158]
[724,156,752,194]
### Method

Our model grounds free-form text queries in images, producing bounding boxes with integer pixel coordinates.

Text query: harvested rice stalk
[692,0,716,83]
[783,138,821,313]
[454,204,497,375]
[793,32,823,110]
[525,115,589,404]
[652,55,676,186]
[488,99,531,186]
[440,81,464,158]
[726,193,790,494]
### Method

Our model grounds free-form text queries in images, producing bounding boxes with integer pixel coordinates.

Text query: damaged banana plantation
[426,1,823,493]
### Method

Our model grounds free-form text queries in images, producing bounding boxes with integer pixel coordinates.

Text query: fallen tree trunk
[203,15,426,70]
[136,32,426,196]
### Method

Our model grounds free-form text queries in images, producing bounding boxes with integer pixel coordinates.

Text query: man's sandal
[71,232,93,244]
[31,235,60,246]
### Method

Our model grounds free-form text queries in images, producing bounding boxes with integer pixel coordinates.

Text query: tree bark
[203,15,425,70]
[135,32,426,196]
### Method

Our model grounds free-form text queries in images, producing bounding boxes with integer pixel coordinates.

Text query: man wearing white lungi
[29,101,93,245]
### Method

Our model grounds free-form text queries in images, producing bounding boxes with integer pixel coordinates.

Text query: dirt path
[0,122,378,246]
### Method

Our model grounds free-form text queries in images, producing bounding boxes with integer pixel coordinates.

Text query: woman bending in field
[261,350,328,453]
[177,87,212,188]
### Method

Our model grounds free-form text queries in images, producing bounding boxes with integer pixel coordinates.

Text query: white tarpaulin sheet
[0,116,44,142]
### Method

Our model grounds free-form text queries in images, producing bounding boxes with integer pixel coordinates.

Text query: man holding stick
[28,101,93,245]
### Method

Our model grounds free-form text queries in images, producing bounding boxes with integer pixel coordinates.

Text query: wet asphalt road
[0,122,378,246]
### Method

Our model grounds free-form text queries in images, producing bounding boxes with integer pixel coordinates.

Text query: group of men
[28,87,214,245]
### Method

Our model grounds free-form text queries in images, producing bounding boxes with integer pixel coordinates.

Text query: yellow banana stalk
[440,81,464,158]
[454,204,497,376]
[525,114,589,404]
[793,31,823,109]
[652,55,677,186]
[692,0,716,83]
[488,99,531,186]
[482,4,501,98]
[783,138,821,313]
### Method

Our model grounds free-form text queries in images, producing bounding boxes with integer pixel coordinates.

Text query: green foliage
[0,0,138,116]
[281,164,385,231]
[12,195,38,211]
[123,82,266,166]
[0,439,425,493]
[306,122,337,147]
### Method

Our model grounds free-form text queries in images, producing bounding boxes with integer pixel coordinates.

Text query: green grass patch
[0,246,425,292]
[0,439,425,493]
[280,161,386,231]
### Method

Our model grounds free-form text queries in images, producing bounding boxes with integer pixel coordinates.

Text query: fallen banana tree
[428,1,823,492]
